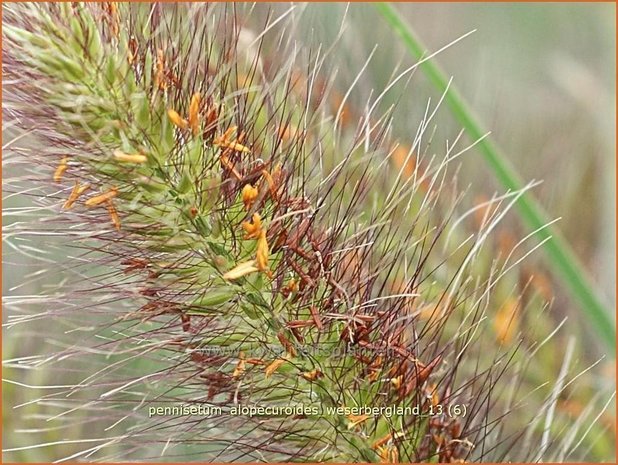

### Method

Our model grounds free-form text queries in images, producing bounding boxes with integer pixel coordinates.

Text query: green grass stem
[376,2,615,352]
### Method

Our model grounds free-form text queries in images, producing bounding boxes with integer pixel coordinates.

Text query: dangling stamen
[347,414,370,430]
[256,230,270,275]
[264,358,287,378]
[214,126,250,153]
[113,149,147,164]
[85,187,118,207]
[106,199,121,230]
[301,369,323,381]
[223,260,259,281]
[241,183,258,210]
[188,92,201,136]
[167,109,188,130]
[63,181,90,209]
[232,352,246,378]
[53,156,69,182]
[241,213,262,239]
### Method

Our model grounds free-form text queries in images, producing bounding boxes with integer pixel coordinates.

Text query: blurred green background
[3,2,615,462]
[286,2,616,355]
[296,2,616,302]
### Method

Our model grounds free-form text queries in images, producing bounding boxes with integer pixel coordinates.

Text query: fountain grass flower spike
[3,3,614,462]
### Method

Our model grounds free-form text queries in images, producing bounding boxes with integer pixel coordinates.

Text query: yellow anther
[264,358,287,378]
[113,149,147,164]
[241,183,259,210]
[106,199,120,231]
[219,127,236,141]
[226,141,250,153]
[85,187,118,207]
[188,92,201,136]
[301,369,323,381]
[373,433,393,450]
[222,260,259,281]
[285,278,298,294]
[256,230,269,273]
[376,445,399,463]
[261,169,275,191]
[214,126,250,153]
[261,163,282,199]
[391,375,402,390]
[167,108,188,130]
[53,156,69,182]
[63,181,90,210]
[241,213,262,239]
[347,414,370,430]
[233,352,246,378]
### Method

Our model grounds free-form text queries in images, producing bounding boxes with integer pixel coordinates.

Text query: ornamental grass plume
[2,3,615,462]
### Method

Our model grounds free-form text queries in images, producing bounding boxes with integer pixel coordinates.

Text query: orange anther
[63,182,90,210]
[106,199,120,230]
[233,352,246,378]
[301,369,323,381]
[85,187,118,207]
[264,358,287,378]
[222,260,259,281]
[256,230,270,274]
[241,183,258,210]
[53,157,69,182]
[241,213,262,239]
[188,92,201,136]
[167,108,188,130]
[113,149,147,164]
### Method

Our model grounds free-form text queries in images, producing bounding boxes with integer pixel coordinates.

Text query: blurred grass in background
[3,3,615,462]
[285,1,615,353]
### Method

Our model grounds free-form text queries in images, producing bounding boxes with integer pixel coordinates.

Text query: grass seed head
[2,2,612,463]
